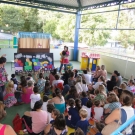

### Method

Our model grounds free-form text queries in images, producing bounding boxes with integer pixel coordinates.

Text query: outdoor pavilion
[1,0,135,60]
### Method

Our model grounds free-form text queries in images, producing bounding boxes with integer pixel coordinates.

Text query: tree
[115,4,135,48]
[43,19,60,39]
[80,14,110,46]
[0,6,24,34]
[21,8,42,32]
[56,14,75,42]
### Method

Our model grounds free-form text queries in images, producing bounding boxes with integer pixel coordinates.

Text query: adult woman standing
[0,57,8,101]
[48,88,65,113]
[0,101,16,135]
[59,46,69,73]
[23,100,48,135]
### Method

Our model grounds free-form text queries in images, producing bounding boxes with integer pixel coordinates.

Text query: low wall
[78,49,135,79]
[0,48,74,62]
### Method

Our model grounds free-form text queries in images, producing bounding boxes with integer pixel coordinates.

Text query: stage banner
[14,53,54,74]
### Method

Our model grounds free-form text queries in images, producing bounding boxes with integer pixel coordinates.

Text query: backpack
[12,113,23,133]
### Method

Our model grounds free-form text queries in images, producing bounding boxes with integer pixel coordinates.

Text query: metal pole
[124,57,128,79]
[116,4,121,29]
[73,11,81,61]
[111,115,135,135]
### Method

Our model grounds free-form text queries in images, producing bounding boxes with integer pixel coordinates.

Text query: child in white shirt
[42,95,49,111]
[30,86,41,109]
[93,100,103,121]
[82,100,92,120]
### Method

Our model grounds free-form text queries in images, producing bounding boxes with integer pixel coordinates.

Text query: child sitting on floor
[92,100,103,122]
[66,98,81,128]
[42,95,49,111]
[50,109,60,124]
[76,108,89,135]
[30,86,41,109]
[82,100,93,120]
[44,80,51,95]
[81,91,89,106]
[3,81,17,107]
[47,104,55,123]
[11,74,19,90]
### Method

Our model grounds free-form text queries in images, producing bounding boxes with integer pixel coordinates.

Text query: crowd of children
[0,56,135,135]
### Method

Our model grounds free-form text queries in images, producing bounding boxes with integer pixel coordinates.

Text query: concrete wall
[78,49,135,79]
[0,48,74,62]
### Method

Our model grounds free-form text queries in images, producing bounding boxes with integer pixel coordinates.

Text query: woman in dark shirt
[107,76,117,92]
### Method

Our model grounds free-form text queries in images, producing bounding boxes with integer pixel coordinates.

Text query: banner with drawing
[14,53,54,73]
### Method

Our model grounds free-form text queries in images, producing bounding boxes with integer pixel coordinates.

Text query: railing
[111,115,135,135]
[81,48,135,62]
[0,44,18,48]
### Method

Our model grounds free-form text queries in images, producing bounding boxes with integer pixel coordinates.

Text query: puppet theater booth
[80,52,100,71]
[17,32,51,53]
[14,32,54,74]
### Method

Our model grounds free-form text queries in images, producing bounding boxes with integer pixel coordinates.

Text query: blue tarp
[18,32,51,39]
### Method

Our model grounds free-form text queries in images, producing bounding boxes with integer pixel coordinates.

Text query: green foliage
[0,6,24,34]
[0,4,135,48]
[21,8,42,32]
[43,19,60,39]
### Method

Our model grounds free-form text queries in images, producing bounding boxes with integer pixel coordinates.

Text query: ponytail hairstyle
[55,88,62,101]
[75,98,82,112]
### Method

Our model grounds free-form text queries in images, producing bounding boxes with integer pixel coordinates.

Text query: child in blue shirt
[66,98,81,128]
[81,91,88,106]
[76,108,89,135]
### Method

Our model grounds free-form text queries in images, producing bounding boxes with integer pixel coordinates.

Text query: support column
[73,11,81,61]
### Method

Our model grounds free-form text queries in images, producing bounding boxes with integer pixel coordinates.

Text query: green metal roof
[0,0,135,13]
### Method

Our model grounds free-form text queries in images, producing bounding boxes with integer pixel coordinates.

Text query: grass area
[0,40,13,48]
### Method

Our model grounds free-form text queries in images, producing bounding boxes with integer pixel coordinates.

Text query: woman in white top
[104,90,135,135]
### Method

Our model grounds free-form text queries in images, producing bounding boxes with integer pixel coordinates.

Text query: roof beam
[82,0,124,10]
[77,0,82,9]
[21,0,78,10]
[79,28,135,30]
[0,0,77,14]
